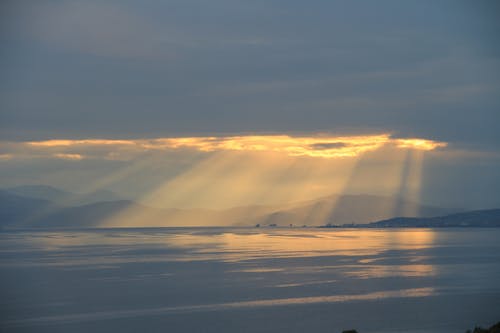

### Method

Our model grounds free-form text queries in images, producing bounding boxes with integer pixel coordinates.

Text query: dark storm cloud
[0,0,499,149]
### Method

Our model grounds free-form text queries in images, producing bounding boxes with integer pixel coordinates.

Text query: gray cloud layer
[1,1,500,209]
[1,0,499,149]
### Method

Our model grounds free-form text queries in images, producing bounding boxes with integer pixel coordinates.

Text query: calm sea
[1,228,499,333]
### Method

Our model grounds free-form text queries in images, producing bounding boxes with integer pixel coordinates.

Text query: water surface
[1,228,499,332]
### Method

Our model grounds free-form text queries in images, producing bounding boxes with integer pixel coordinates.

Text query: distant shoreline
[2,225,500,232]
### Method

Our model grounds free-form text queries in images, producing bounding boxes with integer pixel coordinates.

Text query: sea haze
[1,228,499,333]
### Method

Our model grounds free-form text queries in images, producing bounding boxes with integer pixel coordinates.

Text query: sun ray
[36,133,448,227]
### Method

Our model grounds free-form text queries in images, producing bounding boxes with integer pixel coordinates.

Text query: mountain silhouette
[368,209,500,227]
[5,185,124,206]
[0,185,488,229]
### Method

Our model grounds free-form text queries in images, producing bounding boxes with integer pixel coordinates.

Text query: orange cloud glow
[27,139,135,147]
[13,134,447,160]
[394,138,447,151]
[52,153,85,160]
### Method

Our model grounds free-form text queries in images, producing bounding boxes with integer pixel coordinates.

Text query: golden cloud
[27,139,135,147]
[394,138,448,151]
[4,134,447,160]
[52,153,85,160]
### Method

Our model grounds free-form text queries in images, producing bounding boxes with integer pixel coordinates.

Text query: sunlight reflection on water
[0,228,438,266]
[1,228,500,333]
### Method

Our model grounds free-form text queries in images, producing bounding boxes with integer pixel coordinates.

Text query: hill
[0,187,469,229]
[368,209,500,228]
[250,194,456,226]
[0,190,54,228]
[4,185,123,206]
[0,190,222,228]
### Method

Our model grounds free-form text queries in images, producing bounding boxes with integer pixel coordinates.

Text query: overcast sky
[1,0,499,209]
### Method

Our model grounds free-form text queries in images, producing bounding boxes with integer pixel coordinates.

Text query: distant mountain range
[1,184,497,229]
[0,190,54,228]
[5,185,123,206]
[365,209,500,228]
[254,194,452,227]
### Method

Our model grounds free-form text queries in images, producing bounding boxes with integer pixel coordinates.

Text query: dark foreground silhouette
[340,322,500,333]
[465,321,500,333]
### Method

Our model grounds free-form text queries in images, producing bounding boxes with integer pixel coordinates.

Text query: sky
[1,0,499,210]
